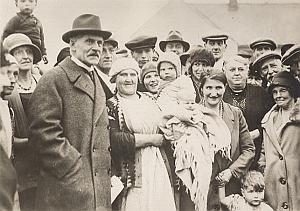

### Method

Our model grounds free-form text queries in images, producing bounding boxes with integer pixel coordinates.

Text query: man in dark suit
[28,14,112,211]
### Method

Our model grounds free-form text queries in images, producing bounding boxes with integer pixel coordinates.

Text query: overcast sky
[1,0,299,68]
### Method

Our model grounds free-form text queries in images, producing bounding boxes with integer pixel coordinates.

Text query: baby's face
[159,62,177,82]
[242,186,264,207]
[179,101,196,110]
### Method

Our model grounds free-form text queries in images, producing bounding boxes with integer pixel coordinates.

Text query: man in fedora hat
[125,35,157,69]
[28,14,112,211]
[95,38,118,95]
[159,30,190,56]
[202,32,228,69]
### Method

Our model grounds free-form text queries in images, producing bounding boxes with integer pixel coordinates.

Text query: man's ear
[69,39,76,52]
[225,43,228,49]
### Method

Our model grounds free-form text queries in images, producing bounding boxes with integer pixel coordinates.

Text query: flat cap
[252,51,281,70]
[282,44,300,65]
[249,38,277,50]
[125,35,157,51]
[105,38,118,48]
[202,31,228,43]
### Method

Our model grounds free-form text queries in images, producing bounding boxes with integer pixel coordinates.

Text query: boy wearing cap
[3,0,48,64]
[125,35,157,69]
[249,38,277,60]
[202,33,228,69]
[159,30,190,56]
[28,14,112,211]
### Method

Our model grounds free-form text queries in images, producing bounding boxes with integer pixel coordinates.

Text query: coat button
[279,155,283,160]
[108,146,111,152]
[107,168,111,175]
[94,172,98,177]
[93,148,96,152]
[282,202,288,209]
[107,125,110,130]
[280,177,287,185]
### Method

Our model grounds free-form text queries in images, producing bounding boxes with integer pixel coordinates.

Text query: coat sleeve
[28,71,81,179]
[2,16,19,40]
[229,109,255,178]
[38,20,46,56]
[106,99,135,161]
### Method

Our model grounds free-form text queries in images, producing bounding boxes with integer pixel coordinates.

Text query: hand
[215,169,232,187]
[150,134,164,147]
[42,55,48,64]
[249,129,260,140]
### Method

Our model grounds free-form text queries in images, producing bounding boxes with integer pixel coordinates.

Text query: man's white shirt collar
[95,67,116,92]
[71,56,94,72]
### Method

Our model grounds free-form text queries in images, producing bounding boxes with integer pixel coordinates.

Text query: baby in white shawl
[156,52,231,211]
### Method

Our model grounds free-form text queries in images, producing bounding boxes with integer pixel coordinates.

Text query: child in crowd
[3,0,48,64]
[156,52,231,211]
[219,170,273,211]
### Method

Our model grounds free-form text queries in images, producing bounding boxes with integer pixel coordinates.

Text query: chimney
[228,0,238,11]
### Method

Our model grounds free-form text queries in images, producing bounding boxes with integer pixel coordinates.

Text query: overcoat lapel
[223,103,238,154]
[262,109,284,155]
[59,58,95,101]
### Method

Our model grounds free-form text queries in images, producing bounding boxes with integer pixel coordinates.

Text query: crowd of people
[1,0,300,211]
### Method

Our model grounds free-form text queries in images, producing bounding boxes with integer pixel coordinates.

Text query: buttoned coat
[28,58,111,211]
[258,104,300,211]
[207,102,255,211]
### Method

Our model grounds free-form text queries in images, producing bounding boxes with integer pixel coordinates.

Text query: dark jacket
[3,12,46,56]
[0,145,17,211]
[207,102,255,211]
[28,58,111,211]
[223,84,274,169]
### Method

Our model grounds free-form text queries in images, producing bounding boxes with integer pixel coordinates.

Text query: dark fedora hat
[62,14,112,43]
[159,30,190,52]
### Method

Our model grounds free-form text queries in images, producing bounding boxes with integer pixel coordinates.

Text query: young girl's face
[242,186,264,206]
[159,62,177,82]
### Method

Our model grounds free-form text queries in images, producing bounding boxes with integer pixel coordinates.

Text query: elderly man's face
[132,47,153,69]
[165,42,184,55]
[12,46,33,71]
[98,42,116,74]
[253,45,272,59]
[205,40,227,61]
[71,34,104,67]
[261,59,282,82]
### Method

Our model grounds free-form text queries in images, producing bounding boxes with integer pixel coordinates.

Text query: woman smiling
[199,69,255,211]
[107,58,176,211]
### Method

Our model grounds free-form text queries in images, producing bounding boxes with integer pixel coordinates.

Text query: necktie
[88,71,95,84]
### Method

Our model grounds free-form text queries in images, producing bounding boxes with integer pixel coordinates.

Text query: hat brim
[252,54,281,71]
[62,29,112,43]
[282,49,300,65]
[159,40,190,52]
[10,43,41,64]
[105,39,118,48]
[202,36,228,43]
